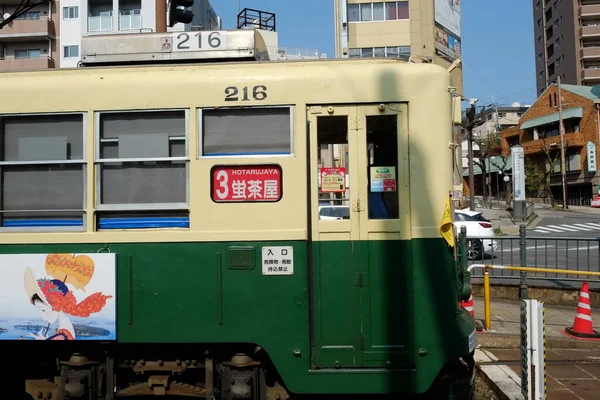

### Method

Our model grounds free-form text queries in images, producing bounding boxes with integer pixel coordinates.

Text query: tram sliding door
[308,104,411,369]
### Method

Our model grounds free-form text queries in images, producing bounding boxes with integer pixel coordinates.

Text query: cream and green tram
[0,56,475,399]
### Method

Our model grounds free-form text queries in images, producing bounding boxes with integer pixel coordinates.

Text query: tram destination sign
[211,164,283,203]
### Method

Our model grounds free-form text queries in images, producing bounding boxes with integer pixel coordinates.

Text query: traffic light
[168,0,194,27]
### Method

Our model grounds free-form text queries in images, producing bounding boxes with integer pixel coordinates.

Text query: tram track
[478,360,600,366]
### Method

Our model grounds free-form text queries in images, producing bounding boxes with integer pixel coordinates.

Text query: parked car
[454,209,498,260]
[318,205,350,220]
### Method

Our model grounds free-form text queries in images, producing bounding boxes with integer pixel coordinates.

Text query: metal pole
[558,75,568,209]
[519,224,528,300]
[468,104,476,211]
[484,268,491,330]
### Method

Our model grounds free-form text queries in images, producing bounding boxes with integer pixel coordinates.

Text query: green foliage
[525,159,543,195]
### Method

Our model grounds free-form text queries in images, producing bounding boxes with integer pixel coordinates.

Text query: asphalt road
[468,210,600,290]
[529,213,600,238]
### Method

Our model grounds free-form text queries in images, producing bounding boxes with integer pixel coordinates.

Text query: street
[468,210,600,290]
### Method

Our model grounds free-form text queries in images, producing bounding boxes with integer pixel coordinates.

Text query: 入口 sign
[262,246,294,275]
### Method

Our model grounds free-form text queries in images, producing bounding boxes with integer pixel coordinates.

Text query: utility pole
[558,76,568,209]
[466,100,478,211]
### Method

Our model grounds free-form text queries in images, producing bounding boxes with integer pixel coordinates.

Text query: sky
[210,0,537,109]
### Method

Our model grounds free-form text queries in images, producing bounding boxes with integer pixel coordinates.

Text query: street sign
[521,299,546,400]
[587,142,597,173]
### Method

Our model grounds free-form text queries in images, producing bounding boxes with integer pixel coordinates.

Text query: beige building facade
[333,0,463,95]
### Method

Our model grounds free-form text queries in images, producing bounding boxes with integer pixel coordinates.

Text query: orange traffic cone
[563,282,600,340]
[461,285,483,331]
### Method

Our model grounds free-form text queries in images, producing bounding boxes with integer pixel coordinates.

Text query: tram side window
[201,107,292,156]
[95,110,189,229]
[366,115,399,220]
[0,113,85,229]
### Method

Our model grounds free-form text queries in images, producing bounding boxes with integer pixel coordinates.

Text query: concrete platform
[474,297,600,399]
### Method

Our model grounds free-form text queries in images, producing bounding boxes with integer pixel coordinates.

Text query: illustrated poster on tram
[0,253,116,341]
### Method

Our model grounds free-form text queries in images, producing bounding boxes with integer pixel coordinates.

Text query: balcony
[580,24,600,37]
[580,4,600,17]
[119,14,141,30]
[582,67,600,80]
[581,46,600,59]
[0,18,56,42]
[0,55,55,70]
[88,16,113,32]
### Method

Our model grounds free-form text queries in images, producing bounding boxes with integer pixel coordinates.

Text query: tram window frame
[198,105,294,158]
[94,109,190,215]
[0,112,87,231]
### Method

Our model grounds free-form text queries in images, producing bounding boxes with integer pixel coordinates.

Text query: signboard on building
[434,0,461,37]
[211,164,282,202]
[320,167,346,193]
[511,146,526,201]
[587,141,597,172]
[434,26,461,61]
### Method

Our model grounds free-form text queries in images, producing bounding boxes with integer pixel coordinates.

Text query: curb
[476,331,600,349]
[475,349,524,400]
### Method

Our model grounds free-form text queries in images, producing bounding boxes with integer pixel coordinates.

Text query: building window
[96,110,189,214]
[556,36,561,46]
[538,36,542,44]
[568,153,581,172]
[554,19,560,28]
[539,70,544,79]
[548,62,555,76]
[547,43,554,57]
[348,2,409,22]
[536,1,541,10]
[537,18,541,27]
[556,55,562,66]
[63,6,79,20]
[200,107,293,156]
[16,11,40,20]
[538,52,543,61]
[348,46,410,59]
[0,113,86,229]
[63,45,79,58]
[14,49,41,59]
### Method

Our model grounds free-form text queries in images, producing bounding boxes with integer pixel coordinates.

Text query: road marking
[572,224,596,231]
[534,226,566,233]
[582,222,600,229]
[545,225,580,232]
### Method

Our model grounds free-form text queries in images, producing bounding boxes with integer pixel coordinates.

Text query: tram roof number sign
[320,167,346,193]
[211,164,283,203]
[171,31,228,53]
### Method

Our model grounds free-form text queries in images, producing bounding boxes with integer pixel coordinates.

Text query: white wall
[60,1,83,68]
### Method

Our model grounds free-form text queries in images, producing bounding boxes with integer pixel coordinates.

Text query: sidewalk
[475,297,600,399]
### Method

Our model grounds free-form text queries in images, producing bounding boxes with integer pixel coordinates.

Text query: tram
[0,28,475,400]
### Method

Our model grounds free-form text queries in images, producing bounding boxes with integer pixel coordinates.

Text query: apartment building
[0,0,220,70]
[0,2,58,70]
[333,0,463,94]
[534,0,600,95]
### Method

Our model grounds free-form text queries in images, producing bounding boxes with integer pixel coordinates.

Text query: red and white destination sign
[211,165,283,202]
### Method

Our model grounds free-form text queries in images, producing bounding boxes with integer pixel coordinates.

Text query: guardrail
[467,263,600,330]
[463,225,600,288]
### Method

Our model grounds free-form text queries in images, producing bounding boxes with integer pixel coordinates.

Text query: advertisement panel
[434,0,461,38]
[0,253,116,341]
[320,167,346,193]
[434,26,461,61]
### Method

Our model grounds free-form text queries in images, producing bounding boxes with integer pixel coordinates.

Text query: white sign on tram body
[262,246,294,276]
[172,31,228,52]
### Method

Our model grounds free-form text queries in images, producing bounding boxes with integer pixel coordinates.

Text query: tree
[524,159,543,196]
[473,132,502,207]
[538,132,570,207]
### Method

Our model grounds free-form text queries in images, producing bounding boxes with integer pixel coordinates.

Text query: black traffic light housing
[168,0,194,27]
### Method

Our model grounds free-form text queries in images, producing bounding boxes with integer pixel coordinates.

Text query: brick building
[501,83,600,205]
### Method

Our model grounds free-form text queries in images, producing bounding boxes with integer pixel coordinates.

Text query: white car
[318,205,350,220]
[453,209,498,260]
